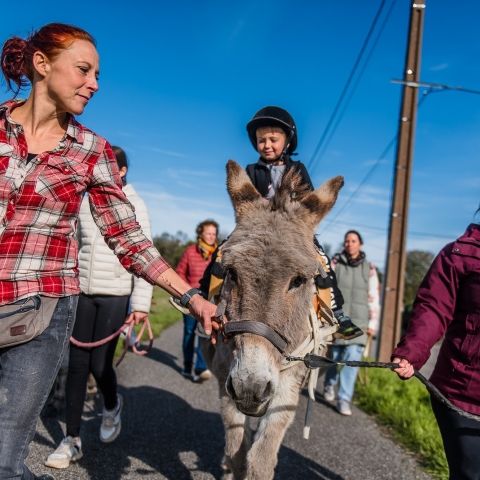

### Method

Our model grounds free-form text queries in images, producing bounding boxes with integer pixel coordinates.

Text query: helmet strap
[280,128,295,161]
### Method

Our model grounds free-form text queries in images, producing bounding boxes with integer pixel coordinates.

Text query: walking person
[0,23,216,480]
[176,220,218,382]
[323,230,380,416]
[245,106,363,340]
[45,146,153,468]
[393,219,480,480]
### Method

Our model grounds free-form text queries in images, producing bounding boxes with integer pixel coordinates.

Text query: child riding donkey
[205,106,363,341]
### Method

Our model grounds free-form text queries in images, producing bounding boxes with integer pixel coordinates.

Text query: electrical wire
[320,219,456,240]
[319,90,433,235]
[307,0,389,172]
[309,0,398,175]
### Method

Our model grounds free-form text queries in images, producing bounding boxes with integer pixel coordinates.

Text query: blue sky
[1,1,479,269]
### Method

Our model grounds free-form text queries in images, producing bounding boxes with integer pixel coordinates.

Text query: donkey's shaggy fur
[203,161,343,480]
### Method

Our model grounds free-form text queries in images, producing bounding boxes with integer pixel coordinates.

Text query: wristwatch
[179,288,202,308]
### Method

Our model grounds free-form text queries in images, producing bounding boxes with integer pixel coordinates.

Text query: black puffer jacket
[246,156,313,197]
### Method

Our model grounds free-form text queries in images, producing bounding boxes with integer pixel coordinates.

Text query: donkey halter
[216,269,315,356]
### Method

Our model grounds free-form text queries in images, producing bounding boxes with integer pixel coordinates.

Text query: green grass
[115,287,182,357]
[355,366,448,479]
[147,287,184,336]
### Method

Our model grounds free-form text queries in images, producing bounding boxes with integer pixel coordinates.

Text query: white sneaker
[323,385,335,402]
[337,399,352,416]
[100,394,123,443]
[45,436,82,469]
[193,369,212,382]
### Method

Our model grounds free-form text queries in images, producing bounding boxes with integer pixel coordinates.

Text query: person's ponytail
[1,37,29,93]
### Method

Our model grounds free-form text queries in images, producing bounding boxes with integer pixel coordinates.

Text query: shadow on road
[147,346,182,374]
[37,384,345,479]
[278,445,345,480]
[39,385,224,479]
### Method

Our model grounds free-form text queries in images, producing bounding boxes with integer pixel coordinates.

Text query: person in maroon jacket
[392,221,480,480]
[176,219,219,381]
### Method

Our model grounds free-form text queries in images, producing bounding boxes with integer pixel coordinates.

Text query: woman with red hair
[0,23,216,479]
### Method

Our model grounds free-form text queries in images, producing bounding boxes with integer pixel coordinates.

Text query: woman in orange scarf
[176,220,219,381]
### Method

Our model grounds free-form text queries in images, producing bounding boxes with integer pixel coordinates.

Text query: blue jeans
[182,314,206,374]
[0,295,78,479]
[324,344,364,403]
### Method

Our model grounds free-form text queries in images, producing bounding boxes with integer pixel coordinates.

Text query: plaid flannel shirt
[0,100,169,305]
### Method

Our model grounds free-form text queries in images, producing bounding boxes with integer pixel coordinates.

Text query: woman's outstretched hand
[188,294,221,344]
[392,357,415,379]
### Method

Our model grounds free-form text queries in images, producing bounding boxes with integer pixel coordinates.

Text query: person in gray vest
[323,230,380,416]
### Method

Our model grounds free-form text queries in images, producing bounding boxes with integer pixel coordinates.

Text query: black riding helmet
[246,106,297,154]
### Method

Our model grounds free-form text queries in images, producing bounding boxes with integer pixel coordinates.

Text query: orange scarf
[198,238,217,260]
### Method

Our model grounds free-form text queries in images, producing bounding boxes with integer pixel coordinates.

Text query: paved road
[27,322,433,480]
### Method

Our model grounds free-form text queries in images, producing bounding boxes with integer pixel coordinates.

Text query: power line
[307,0,389,172]
[309,0,398,174]
[322,219,456,240]
[319,91,433,235]
[318,136,395,234]
[391,79,480,95]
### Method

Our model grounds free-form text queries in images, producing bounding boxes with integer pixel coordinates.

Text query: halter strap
[223,320,289,354]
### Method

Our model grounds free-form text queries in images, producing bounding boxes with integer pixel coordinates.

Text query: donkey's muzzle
[226,373,273,417]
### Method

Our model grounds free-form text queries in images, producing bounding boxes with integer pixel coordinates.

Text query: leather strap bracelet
[179,288,202,308]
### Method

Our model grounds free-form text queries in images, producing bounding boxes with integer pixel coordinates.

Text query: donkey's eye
[288,275,306,290]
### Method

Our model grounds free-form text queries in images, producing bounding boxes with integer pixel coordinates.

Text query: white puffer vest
[78,184,153,313]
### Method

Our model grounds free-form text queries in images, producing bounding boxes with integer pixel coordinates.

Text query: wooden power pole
[377,0,426,361]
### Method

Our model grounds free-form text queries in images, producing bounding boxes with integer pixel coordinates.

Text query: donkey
[203,160,344,480]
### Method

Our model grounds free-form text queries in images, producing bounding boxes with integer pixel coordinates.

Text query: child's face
[255,127,287,162]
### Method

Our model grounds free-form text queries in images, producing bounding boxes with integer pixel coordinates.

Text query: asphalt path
[27,322,433,480]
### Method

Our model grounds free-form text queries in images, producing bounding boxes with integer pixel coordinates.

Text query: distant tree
[399,250,434,334]
[153,231,192,267]
[403,250,435,309]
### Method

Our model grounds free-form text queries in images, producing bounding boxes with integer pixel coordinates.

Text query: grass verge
[355,366,448,479]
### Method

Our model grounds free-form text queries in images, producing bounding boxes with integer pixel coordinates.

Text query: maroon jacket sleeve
[175,247,190,283]
[392,243,460,369]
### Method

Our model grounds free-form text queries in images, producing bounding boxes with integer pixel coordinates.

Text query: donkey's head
[221,160,343,416]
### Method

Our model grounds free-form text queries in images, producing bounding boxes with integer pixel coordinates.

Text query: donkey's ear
[299,176,344,227]
[226,160,262,220]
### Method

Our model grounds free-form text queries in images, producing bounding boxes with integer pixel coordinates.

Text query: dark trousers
[66,293,129,437]
[431,395,480,480]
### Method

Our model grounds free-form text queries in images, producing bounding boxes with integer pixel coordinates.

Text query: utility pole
[377,0,426,362]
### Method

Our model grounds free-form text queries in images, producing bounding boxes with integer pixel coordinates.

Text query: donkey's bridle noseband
[223,320,289,354]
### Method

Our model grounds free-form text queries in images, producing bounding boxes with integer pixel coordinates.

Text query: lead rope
[304,309,320,440]
[286,353,480,423]
[70,317,154,366]
[303,307,338,439]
